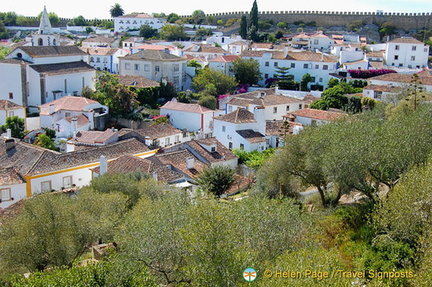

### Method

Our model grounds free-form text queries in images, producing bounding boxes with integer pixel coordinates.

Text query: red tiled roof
[134,123,182,139]
[208,55,240,63]
[0,167,26,186]
[389,37,424,44]
[64,114,90,128]
[370,72,432,86]
[186,138,237,163]
[39,96,100,114]
[214,108,256,124]
[72,129,117,144]
[0,100,23,110]
[236,129,266,143]
[117,75,160,88]
[160,101,214,114]
[288,108,347,121]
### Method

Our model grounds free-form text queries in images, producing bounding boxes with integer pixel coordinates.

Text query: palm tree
[110,3,124,18]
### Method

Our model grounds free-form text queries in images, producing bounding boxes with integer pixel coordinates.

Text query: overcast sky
[2,0,432,19]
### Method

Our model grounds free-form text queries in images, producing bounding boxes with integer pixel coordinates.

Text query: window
[240,143,244,149]
[134,64,140,71]
[103,58,108,63]
[273,107,277,114]
[394,55,399,60]
[175,135,180,143]
[274,62,278,67]
[264,73,269,79]
[65,112,71,117]
[1,188,11,201]
[96,57,100,63]
[374,91,382,99]
[41,181,52,192]
[228,106,233,112]
[165,137,170,146]
[90,57,94,62]
[315,65,319,69]
[155,66,160,72]
[310,77,316,82]
[319,78,323,82]
[144,64,150,71]
[314,39,319,45]
[411,56,416,61]
[173,64,179,72]
[229,142,233,149]
[222,125,226,132]
[425,48,428,52]
[173,76,179,85]
[125,63,131,70]
[265,61,269,67]
[412,46,417,51]
[9,92,13,99]
[299,104,302,109]
[323,65,328,70]
[62,176,72,188]
[303,63,308,69]
[291,63,295,68]
[395,45,400,50]
[8,111,14,117]
[286,105,290,111]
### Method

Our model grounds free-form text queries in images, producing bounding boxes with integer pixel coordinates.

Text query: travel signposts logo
[243,267,257,282]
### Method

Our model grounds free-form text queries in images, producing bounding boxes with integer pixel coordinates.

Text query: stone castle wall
[184,10,432,30]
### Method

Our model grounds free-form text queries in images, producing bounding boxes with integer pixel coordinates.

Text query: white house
[0,136,157,204]
[113,14,165,34]
[133,123,188,148]
[39,96,109,137]
[66,129,119,152]
[0,46,95,108]
[119,49,188,91]
[285,108,347,126]
[226,40,249,55]
[241,49,338,89]
[213,107,267,152]
[159,101,218,138]
[183,44,228,62]
[385,37,429,69]
[82,47,130,73]
[308,31,335,52]
[207,55,239,77]
[81,36,116,48]
[0,100,26,127]
[226,89,305,121]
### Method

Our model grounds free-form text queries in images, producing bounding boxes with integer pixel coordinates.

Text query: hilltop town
[0,1,432,286]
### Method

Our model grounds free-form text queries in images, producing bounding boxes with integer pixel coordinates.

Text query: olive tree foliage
[192,67,238,96]
[0,192,127,273]
[195,165,236,197]
[116,192,309,286]
[232,58,262,85]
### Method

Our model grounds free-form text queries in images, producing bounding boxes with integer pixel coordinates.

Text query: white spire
[38,6,53,34]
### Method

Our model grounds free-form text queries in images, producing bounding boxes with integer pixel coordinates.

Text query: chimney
[6,128,11,139]
[5,139,15,151]
[253,106,266,135]
[71,117,78,138]
[49,104,55,115]
[144,136,151,146]
[99,155,108,175]
[152,172,158,181]
[186,156,194,170]
[283,45,288,58]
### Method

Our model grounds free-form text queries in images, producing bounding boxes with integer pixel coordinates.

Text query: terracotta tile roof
[241,50,338,62]
[186,138,237,163]
[160,101,214,114]
[251,42,274,49]
[30,61,95,76]
[39,96,100,114]
[72,129,117,144]
[91,154,183,183]
[134,44,175,51]
[370,72,432,86]
[236,129,266,143]
[366,51,385,57]
[0,138,57,176]
[228,41,249,46]
[389,37,424,44]
[266,120,303,136]
[16,46,88,57]
[228,90,303,107]
[26,138,150,176]
[155,149,206,179]
[369,62,384,69]
[123,50,185,61]
[288,108,347,121]
[118,14,155,19]
[0,167,26,186]
[302,94,320,105]
[81,36,115,44]
[64,114,90,128]
[134,123,182,139]
[363,84,403,93]
[0,100,23,110]
[80,47,119,56]
[183,44,227,54]
[116,75,160,88]
[208,55,240,63]
[214,108,256,124]
[0,58,30,64]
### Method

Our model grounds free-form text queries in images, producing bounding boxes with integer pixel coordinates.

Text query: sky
[1,0,432,20]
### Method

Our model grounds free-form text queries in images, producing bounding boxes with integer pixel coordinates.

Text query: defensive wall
[184,11,432,30]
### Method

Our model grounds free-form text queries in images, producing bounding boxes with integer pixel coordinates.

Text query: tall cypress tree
[240,15,247,39]
[248,0,259,42]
